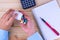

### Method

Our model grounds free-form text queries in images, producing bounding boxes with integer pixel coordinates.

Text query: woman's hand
[20,11,36,37]
[0,9,17,31]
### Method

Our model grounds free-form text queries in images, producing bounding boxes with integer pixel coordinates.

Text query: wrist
[0,27,9,31]
[0,29,8,32]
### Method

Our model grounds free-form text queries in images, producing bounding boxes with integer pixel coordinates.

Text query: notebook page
[32,0,60,40]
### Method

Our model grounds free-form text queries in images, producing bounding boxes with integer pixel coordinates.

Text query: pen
[40,17,59,36]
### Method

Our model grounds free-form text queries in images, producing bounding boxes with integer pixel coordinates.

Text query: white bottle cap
[14,10,23,20]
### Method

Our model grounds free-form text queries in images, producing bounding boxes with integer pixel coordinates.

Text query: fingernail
[10,9,15,12]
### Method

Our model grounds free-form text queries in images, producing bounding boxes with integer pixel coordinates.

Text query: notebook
[32,0,60,40]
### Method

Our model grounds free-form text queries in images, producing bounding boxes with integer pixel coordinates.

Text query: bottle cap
[14,10,23,20]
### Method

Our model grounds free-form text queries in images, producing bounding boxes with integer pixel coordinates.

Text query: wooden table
[0,0,60,40]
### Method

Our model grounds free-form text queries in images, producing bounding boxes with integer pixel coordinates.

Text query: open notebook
[32,0,60,40]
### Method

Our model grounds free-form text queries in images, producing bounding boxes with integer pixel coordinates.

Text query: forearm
[0,29,8,40]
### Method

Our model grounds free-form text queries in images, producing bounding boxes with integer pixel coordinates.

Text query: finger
[20,23,30,33]
[24,16,31,21]
[19,10,28,16]
[5,10,14,21]
[1,9,14,19]
[20,23,26,27]
[0,9,14,22]
[7,13,17,25]
[20,23,27,30]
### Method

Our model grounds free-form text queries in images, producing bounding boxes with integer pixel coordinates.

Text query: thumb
[20,23,30,33]
[20,23,27,30]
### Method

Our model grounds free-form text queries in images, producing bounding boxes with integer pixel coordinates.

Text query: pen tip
[40,17,42,19]
[40,17,46,22]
